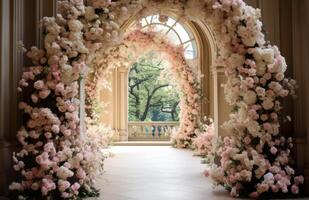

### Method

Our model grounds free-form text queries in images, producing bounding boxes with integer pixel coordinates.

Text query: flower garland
[123,30,202,148]
[10,0,303,199]
[84,28,202,148]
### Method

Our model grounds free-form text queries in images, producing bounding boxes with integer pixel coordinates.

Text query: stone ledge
[113,141,172,146]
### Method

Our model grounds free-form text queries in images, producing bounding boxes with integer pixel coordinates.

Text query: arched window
[137,14,198,60]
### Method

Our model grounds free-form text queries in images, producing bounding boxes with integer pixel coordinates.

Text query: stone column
[79,78,86,137]
[212,66,232,137]
[0,0,20,196]
[0,0,57,197]
[117,67,129,141]
[292,0,309,192]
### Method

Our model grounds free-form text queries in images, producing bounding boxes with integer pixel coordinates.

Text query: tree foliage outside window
[128,52,180,121]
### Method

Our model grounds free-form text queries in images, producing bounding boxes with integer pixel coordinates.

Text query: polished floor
[93,146,232,200]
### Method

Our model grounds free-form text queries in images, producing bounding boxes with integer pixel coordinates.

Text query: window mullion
[182,38,194,45]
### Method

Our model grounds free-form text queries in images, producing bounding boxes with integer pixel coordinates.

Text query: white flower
[56,166,74,180]
[33,80,44,90]
[256,60,266,76]
[268,81,282,93]
[247,121,261,136]
[256,86,265,97]
[68,20,83,32]
[243,90,257,105]
[9,182,23,191]
[229,54,245,69]
[261,48,274,64]
[262,98,274,110]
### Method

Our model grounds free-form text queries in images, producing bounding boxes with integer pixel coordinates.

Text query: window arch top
[138,14,197,60]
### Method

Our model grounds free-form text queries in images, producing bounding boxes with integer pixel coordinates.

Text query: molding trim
[0,0,12,141]
[11,0,24,141]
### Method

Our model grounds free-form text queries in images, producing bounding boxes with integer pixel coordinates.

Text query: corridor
[94,146,232,200]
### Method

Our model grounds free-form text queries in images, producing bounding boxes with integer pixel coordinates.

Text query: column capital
[212,65,225,75]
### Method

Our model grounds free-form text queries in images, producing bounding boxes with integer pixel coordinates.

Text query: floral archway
[10,0,303,199]
[85,29,202,148]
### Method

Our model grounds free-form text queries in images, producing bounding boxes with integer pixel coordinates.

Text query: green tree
[128,52,180,121]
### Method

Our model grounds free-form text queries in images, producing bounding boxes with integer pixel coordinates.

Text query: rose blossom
[51,125,60,134]
[243,90,257,105]
[244,136,251,145]
[76,168,86,179]
[33,80,44,90]
[71,182,80,192]
[39,89,51,99]
[31,94,39,103]
[294,176,304,185]
[58,180,70,192]
[291,184,299,194]
[249,192,259,198]
[270,146,278,154]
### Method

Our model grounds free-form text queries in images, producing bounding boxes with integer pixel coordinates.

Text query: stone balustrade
[128,121,179,141]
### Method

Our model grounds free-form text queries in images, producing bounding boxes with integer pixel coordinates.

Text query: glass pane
[166,17,176,27]
[141,18,148,27]
[184,41,197,59]
[151,14,160,23]
[166,30,181,45]
[152,24,169,34]
[145,15,153,24]
[174,23,190,43]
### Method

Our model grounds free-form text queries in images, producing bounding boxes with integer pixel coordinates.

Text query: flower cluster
[207,137,303,198]
[193,117,215,158]
[195,0,302,198]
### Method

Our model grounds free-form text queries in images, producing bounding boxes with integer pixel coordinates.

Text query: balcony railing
[128,121,179,141]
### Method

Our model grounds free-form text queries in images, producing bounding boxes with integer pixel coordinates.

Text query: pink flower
[41,178,56,196]
[257,183,269,194]
[71,182,80,192]
[58,180,70,192]
[270,113,278,120]
[291,184,299,194]
[44,132,52,139]
[34,80,44,90]
[271,185,279,192]
[294,176,304,185]
[31,94,39,103]
[244,136,251,145]
[39,89,51,99]
[270,146,278,154]
[76,168,86,179]
[51,125,60,134]
[63,129,72,137]
[18,102,27,109]
[203,170,210,177]
[249,192,259,199]
[55,83,65,94]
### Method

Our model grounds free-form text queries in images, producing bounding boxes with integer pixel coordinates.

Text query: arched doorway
[98,12,229,142]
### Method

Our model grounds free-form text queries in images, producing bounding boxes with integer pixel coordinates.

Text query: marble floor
[94,146,232,200]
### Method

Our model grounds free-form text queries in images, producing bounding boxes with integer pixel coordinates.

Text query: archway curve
[88,28,204,146]
[96,10,220,141]
[10,0,302,199]
[119,11,219,136]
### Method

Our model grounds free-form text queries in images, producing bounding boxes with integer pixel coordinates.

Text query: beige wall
[291,0,309,189]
